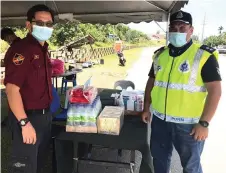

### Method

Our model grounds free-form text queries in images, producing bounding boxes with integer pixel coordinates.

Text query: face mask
[169,32,187,47]
[32,25,53,42]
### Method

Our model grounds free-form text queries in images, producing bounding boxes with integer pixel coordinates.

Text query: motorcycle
[117,51,126,66]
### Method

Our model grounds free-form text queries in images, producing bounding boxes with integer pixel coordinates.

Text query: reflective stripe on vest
[154,49,206,93]
[154,81,206,92]
[152,109,200,124]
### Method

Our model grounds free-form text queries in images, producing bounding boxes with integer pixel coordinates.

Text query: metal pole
[166,12,170,46]
[201,13,206,43]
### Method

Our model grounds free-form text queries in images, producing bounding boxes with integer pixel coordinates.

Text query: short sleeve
[201,55,221,83]
[148,63,155,78]
[4,48,30,88]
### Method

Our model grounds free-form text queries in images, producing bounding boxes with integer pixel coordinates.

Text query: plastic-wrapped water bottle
[89,104,96,127]
[67,105,74,126]
[80,104,88,126]
[73,104,81,126]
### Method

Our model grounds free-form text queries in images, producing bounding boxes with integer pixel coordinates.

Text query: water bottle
[67,106,74,126]
[89,104,96,127]
[73,104,81,126]
[80,104,88,126]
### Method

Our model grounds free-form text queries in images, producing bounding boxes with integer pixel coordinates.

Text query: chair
[114,80,135,90]
[61,65,77,94]
[61,74,77,94]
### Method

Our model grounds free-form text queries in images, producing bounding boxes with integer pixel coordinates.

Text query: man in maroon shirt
[4,4,54,173]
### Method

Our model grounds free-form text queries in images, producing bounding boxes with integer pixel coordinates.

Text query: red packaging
[51,59,64,75]
[69,86,97,104]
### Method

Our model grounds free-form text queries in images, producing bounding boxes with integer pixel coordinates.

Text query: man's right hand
[142,111,152,123]
[22,122,37,145]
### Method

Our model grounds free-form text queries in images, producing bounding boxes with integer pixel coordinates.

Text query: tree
[1,22,150,53]
[218,26,224,35]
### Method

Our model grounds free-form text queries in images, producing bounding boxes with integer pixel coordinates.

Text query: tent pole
[166,12,170,46]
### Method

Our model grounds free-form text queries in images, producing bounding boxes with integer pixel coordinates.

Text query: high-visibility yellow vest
[151,43,216,124]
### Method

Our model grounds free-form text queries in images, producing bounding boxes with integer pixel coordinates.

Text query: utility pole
[201,13,206,43]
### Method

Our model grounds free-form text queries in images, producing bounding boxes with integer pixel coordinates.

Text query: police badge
[179,60,190,73]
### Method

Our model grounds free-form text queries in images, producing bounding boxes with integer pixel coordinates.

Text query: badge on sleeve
[179,60,190,73]
[13,53,25,65]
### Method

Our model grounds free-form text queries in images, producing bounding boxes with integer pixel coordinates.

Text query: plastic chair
[61,74,77,94]
[114,80,135,90]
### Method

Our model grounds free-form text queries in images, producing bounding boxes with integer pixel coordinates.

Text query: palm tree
[218,26,224,35]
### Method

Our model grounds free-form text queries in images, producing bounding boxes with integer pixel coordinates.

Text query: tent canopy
[1,1,188,26]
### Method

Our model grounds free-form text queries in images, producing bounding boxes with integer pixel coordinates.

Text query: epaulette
[154,46,166,54]
[200,45,216,54]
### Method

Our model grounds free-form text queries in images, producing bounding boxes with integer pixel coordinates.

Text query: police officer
[4,4,55,173]
[142,11,221,173]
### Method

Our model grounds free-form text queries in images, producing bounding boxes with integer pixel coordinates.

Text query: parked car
[217,45,226,54]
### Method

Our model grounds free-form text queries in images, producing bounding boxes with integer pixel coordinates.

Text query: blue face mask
[32,25,53,42]
[169,32,187,47]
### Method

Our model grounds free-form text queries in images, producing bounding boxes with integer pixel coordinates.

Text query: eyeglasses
[31,20,54,28]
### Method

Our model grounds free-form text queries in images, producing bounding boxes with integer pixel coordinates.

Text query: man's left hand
[190,124,209,141]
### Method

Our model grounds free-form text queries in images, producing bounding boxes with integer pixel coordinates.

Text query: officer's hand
[22,122,37,145]
[190,124,209,141]
[142,111,151,123]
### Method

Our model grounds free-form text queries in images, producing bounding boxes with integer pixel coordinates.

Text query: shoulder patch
[200,45,216,54]
[154,46,165,54]
[13,53,25,65]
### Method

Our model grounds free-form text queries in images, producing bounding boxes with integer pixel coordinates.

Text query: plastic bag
[51,59,64,75]
[69,85,98,104]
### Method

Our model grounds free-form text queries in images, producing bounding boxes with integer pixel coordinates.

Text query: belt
[25,107,50,115]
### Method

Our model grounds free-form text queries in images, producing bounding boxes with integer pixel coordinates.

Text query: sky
[127,0,226,39]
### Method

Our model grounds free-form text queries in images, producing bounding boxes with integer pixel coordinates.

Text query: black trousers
[8,110,52,173]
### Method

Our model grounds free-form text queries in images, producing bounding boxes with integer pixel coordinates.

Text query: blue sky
[128,0,226,39]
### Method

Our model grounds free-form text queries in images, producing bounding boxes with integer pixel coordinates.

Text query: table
[51,69,82,91]
[54,89,154,173]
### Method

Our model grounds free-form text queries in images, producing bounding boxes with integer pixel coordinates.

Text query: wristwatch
[199,120,209,128]
[19,118,29,126]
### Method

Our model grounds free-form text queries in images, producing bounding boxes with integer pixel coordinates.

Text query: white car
[217,45,226,54]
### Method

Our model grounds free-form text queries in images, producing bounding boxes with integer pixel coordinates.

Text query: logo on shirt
[12,53,25,65]
[176,11,183,19]
[14,162,26,168]
[34,55,39,60]
[179,60,190,73]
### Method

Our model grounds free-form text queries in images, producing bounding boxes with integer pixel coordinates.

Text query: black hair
[27,4,54,22]
[1,27,15,40]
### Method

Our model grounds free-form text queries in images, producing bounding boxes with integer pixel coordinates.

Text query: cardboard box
[97,106,124,135]
[66,125,97,133]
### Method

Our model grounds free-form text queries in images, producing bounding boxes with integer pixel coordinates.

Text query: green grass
[0,47,144,173]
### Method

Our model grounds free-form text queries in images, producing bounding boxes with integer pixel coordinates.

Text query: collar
[168,39,193,57]
[26,34,49,50]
